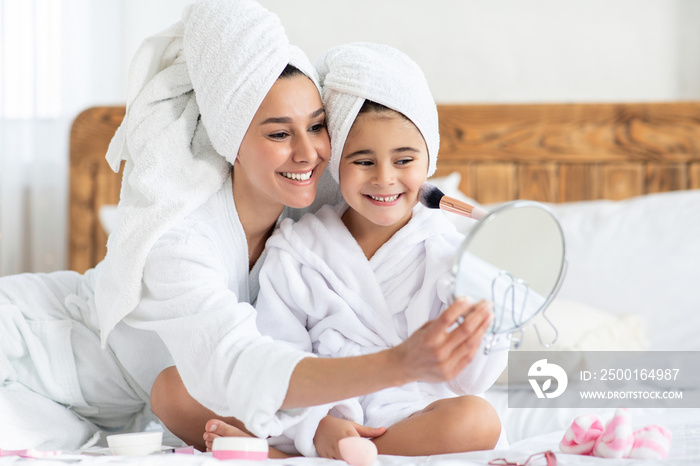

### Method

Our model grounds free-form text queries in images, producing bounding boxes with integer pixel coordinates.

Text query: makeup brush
[418,183,488,220]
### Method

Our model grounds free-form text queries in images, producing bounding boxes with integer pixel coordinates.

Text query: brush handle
[439,196,487,220]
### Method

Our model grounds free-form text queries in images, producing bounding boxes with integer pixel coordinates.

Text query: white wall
[678,0,700,99]
[2,0,697,273]
[75,0,124,109]
[114,0,700,104]
[121,0,192,77]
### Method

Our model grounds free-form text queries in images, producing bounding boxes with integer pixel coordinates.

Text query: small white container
[106,431,163,456]
[212,437,268,461]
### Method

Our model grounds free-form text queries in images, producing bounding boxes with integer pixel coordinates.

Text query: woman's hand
[313,415,385,460]
[283,297,492,409]
[391,297,493,383]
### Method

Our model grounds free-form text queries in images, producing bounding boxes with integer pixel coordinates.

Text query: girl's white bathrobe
[0,175,339,449]
[257,203,508,456]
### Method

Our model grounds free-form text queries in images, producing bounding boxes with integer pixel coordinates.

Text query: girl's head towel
[315,42,439,182]
[95,0,317,344]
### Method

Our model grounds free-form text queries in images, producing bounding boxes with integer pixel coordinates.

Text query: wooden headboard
[69,102,700,272]
[69,106,125,273]
[434,102,700,203]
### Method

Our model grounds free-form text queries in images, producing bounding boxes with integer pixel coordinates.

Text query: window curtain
[0,0,122,275]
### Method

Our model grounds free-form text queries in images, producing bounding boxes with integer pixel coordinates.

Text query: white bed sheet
[1,400,698,466]
[0,427,697,466]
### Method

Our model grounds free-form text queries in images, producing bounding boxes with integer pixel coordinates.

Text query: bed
[57,102,700,465]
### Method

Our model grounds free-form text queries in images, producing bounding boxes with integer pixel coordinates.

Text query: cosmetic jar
[212,437,268,461]
[106,432,163,456]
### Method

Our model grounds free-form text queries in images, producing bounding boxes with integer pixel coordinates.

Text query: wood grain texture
[692,163,700,190]
[519,163,557,202]
[436,101,700,202]
[69,106,125,272]
[558,164,600,202]
[69,102,700,271]
[646,162,688,193]
[600,163,645,200]
[473,163,517,204]
[437,102,700,163]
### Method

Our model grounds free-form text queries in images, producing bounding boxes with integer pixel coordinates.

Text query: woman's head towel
[315,42,439,182]
[95,0,318,344]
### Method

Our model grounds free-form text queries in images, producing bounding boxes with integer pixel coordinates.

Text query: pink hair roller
[628,425,673,460]
[592,408,635,459]
[559,414,604,455]
[561,409,673,460]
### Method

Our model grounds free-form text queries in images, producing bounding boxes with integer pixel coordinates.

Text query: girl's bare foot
[203,419,249,451]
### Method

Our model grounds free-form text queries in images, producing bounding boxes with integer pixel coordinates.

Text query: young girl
[208,42,508,458]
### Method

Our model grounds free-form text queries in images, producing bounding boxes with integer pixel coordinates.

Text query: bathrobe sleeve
[255,245,364,457]
[121,221,313,438]
[446,335,509,395]
[255,250,316,354]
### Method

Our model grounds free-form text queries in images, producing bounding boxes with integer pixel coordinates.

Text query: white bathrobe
[0,175,340,450]
[257,203,508,456]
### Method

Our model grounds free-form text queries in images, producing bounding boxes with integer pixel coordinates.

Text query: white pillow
[495,298,649,384]
[512,298,648,352]
[547,190,700,351]
[99,205,119,235]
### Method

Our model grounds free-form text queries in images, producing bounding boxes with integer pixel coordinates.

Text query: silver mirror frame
[451,200,568,348]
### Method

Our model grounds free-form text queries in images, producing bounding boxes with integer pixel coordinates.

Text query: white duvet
[2,403,698,466]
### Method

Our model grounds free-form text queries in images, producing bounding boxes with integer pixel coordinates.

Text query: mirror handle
[532,310,558,348]
[531,259,567,348]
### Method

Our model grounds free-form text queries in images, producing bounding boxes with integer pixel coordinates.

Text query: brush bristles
[418,183,445,209]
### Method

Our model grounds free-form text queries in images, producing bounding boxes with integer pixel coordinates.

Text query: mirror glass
[452,201,566,335]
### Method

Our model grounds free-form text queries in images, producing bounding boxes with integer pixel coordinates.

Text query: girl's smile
[339,108,429,244]
[364,193,403,205]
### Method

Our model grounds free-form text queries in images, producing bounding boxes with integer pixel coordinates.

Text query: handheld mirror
[452,201,567,351]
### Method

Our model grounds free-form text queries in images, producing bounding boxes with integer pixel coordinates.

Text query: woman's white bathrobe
[257,203,508,456]
[0,175,340,449]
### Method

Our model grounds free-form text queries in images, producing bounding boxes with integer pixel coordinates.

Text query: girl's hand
[313,415,385,460]
[392,297,493,383]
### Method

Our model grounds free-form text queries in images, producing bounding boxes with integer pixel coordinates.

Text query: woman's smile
[278,166,317,183]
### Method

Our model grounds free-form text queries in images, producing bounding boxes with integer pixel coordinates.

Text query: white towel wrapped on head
[315,42,439,181]
[96,0,319,345]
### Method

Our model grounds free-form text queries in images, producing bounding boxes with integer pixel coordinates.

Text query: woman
[0,0,489,451]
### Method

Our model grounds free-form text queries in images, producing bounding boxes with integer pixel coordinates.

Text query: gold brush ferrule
[439,196,476,218]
